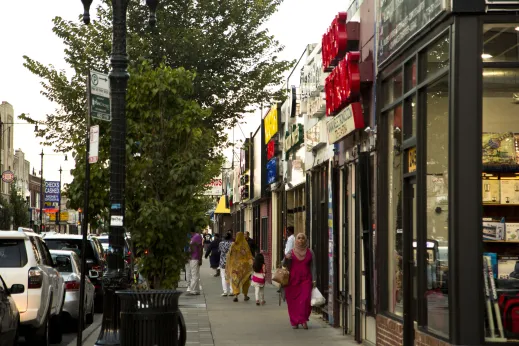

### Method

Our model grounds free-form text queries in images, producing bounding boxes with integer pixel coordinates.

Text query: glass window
[425,75,449,338]
[383,70,403,106]
[404,96,417,140]
[483,24,519,62]
[405,59,417,91]
[387,105,403,316]
[0,239,27,267]
[482,67,519,343]
[51,254,73,273]
[422,35,449,80]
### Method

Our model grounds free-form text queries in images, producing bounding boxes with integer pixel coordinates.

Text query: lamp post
[39,149,44,234]
[80,1,159,345]
[58,166,62,233]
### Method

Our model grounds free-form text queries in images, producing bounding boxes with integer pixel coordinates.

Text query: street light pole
[39,149,44,234]
[80,1,159,345]
[58,166,62,233]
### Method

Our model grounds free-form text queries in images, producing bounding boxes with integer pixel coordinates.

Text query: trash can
[117,290,185,346]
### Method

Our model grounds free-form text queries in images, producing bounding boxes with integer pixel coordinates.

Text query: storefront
[376,1,519,345]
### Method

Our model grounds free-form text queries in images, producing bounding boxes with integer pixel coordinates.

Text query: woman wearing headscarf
[284,232,316,329]
[225,232,253,302]
[205,233,221,277]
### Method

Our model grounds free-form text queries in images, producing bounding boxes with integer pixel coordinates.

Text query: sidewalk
[74,262,358,345]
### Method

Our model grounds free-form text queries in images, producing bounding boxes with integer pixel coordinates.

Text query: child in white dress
[251,253,266,306]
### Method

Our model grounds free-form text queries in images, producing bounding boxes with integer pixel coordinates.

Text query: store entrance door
[403,176,417,346]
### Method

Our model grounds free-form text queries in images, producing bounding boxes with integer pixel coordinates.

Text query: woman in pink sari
[284,233,316,329]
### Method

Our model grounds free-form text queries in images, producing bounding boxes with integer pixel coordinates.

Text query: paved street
[70,262,358,346]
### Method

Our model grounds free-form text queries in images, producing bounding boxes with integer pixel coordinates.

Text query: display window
[481,22,519,344]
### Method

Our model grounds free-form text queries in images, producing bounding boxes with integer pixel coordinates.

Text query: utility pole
[58,166,62,233]
[39,149,44,234]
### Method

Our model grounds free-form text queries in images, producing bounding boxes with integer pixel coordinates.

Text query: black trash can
[117,290,185,346]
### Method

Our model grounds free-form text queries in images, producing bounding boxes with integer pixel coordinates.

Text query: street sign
[1,170,14,183]
[89,70,111,121]
[89,125,99,164]
[44,181,60,203]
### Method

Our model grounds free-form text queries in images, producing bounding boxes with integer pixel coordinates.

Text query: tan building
[0,101,15,200]
[13,149,30,199]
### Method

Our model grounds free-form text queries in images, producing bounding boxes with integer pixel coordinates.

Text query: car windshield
[0,239,27,267]
[45,239,96,260]
[51,254,73,273]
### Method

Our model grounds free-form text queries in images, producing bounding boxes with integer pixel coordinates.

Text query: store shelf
[483,164,519,172]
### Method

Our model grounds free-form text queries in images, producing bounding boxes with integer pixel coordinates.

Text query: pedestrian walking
[226,232,253,302]
[251,253,266,306]
[284,226,295,255]
[218,231,233,296]
[203,231,212,252]
[244,231,257,256]
[205,233,221,277]
[186,226,203,295]
[284,233,316,329]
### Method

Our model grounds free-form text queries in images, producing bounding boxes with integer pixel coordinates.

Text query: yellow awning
[214,196,230,214]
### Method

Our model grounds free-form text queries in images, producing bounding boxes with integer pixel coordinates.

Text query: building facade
[0,101,15,200]
[13,149,30,199]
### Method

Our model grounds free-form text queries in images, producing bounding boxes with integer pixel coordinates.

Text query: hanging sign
[264,107,279,144]
[89,70,111,121]
[327,102,364,144]
[325,52,361,116]
[266,158,278,185]
[1,170,14,183]
[89,125,99,164]
[44,181,61,203]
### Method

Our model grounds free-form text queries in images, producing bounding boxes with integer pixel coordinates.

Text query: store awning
[214,196,230,214]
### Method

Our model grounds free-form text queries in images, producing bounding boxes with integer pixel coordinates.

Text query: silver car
[50,250,96,324]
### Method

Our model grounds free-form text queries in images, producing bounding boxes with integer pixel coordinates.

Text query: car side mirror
[9,284,25,294]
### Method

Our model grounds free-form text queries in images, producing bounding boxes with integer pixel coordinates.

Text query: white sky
[0,0,350,184]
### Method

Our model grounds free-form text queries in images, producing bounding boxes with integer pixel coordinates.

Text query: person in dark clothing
[244,231,257,256]
[205,233,221,277]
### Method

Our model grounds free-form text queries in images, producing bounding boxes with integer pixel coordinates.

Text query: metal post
[78,1,159,345]
[40,149,44,234]
[58,166,62,233]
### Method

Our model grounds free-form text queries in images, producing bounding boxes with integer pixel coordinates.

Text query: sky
[0,0,351,185]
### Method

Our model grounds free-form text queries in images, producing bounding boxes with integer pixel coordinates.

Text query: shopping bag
[311,287,326,306]
[272,267,290,288]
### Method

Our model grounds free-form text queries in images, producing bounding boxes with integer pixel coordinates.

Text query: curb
[66,318,102,346]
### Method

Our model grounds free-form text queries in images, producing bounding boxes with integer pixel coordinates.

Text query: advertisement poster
[44,181,60,203]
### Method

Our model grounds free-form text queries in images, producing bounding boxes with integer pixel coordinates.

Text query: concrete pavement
[71,262,358,346]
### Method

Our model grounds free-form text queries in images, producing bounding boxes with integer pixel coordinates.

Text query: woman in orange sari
[225,232,253,302]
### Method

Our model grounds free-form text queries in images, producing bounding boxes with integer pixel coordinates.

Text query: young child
[251,253,266,306]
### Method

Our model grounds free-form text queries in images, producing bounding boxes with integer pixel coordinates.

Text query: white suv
[0,227,65,345]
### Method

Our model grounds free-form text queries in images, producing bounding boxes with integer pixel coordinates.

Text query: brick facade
[414,330,450,346]
[376,315,452,346]
[260,199,272,283]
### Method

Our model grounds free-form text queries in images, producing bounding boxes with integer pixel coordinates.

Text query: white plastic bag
[311,287,326,306]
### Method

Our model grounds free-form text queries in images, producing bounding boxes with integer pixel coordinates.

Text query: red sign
[322,12,348,72]
[266,140,275,161]
[325,52,361,116]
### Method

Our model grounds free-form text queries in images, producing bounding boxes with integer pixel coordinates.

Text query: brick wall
[414,330,450,346]
[376,315,403,346]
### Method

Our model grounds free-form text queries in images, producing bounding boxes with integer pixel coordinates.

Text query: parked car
[42,234,106,311]
[50,250,95,326]
[0,227,65,344]
[0,274,22,346]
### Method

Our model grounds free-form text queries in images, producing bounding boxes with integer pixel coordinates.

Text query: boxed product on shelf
[506,223,519,242]
[483,217,506,241]
[500,178,519,204]
[498,255,519,280]
[483,175,500,204]
[483,132,516,165]
[484,252,498,278]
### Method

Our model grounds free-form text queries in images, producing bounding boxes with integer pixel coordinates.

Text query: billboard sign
[44,181,60,204]
[203,176,223,196]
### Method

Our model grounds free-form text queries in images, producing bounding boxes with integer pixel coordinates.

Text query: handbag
[311,287,326,307]
[272,266,290,288]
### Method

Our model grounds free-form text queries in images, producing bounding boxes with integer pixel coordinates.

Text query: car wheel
[86,299,94,324]
[49,313,62,344]
[25,313,49,346]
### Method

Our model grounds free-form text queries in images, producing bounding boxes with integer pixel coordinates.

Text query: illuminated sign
[264,107,279,144]
[322,12,348,71]
[325,52,361,116]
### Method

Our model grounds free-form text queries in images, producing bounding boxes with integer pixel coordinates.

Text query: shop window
[383,70,403,106]
[387,105,404,317]
[404,96,416,140]
[422,35,449,80]
[424,75,449,338]
[482,67,519,343]
[483,24,519,63]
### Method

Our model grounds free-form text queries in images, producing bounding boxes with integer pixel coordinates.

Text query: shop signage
[50,212,69,222]
[240,141,249,174]
[377,0,446,65]
[203,176,223,196]
[325,52,361,116]
[408,147,417,173]
[322,12,348,71]
[267,140,276,161]
[285,124,304,154]
[44,181,60,203]
[264,107,279,144]
[300,44,329,118]
[327,102,364,144]
[266,157,278,185]
[305,122,323,152]
[1,170,14,183]
[285,132,293,152]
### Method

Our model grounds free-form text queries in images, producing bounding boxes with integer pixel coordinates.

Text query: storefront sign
[203,176,223,196]
[322,12,348,71]
[305,122,323,152]
[285,132,293,152]
[44,181,61,203]
[408,147,417,173]
[325,52,361,116]
[377,0,446,65]
[1,170,14,183]
[264,107,279,144]
[267,140,276,161]
[286,124,304,154]
[266,157,278,185]
[240,142,249,174]
[327,102,364,144]
[50,212,69,222]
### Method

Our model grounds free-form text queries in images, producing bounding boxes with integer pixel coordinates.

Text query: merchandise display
[500,179,519,205]
[506,223,519,242]
[483,175,501,204]
[483,218,506,241]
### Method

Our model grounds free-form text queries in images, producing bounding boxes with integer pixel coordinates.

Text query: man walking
[187,226,203,295]
[244,231,257,256]
[284,226,295,255]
